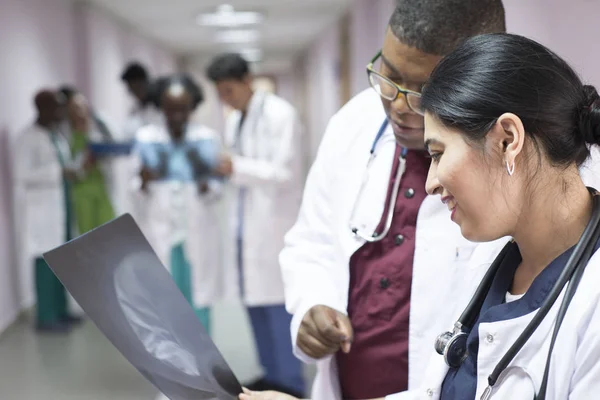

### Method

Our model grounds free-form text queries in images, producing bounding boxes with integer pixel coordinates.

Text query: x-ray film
[43,214,242,400]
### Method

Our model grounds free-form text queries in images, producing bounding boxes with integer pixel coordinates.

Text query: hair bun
[579,85,600,145]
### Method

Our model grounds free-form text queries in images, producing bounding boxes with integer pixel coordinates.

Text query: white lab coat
[123,103,163,141]
[223,90,304,306]
[132,123,223,307]
[117,104,163,217]
[281,88,600,400]
[13,124,69,260]
[388,244,600,400]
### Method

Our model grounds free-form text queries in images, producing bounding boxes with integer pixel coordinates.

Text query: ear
[487,112,526,167]
[242,74,253,87]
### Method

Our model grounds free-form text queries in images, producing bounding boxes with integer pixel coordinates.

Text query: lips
[390,119,423,134]
[441,196,457,217]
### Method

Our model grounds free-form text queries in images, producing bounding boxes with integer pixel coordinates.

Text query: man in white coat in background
[206,53,305,398]
[13,90,82,334]
[121,62,162,141]
[274,2,508,400]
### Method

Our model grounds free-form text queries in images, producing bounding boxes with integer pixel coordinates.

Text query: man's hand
[214,153,234,177]
[239,388,301,400]
[297,305,354,359]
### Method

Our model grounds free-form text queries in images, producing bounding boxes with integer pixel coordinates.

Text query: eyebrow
[424,138,443,151]
[380,54,404,78]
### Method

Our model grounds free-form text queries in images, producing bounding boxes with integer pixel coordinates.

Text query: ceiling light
[217,4,235,14]
[238,48,263,63]
[197,4,264,27]
[215,29,260,44]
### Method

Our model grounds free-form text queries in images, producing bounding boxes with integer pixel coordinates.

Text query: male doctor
[278,1,507,400]
[207,53,305,398]
[121,62,162,140]
[14,90,81,333]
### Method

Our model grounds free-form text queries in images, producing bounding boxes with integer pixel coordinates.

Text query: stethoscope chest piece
[435,325,469,368]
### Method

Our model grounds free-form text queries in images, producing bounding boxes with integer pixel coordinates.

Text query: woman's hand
[239,387,301,400]
[214,153,234,177]
[198,182,209,195]
[139,167,159,192]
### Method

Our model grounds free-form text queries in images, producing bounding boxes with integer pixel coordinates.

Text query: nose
[391,93,412,116]
[425,165,442,196]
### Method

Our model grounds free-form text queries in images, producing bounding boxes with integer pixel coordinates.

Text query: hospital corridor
[0,304,278,399]
[1,0,600,399]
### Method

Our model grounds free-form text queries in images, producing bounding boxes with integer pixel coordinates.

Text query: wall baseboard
[0,307,33,339]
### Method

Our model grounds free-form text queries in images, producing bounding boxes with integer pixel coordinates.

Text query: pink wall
[299,0,600,163]
[0,0,79,332]
[0,0,177,333]
[302,23,342,159]
[349,0,395,96]
[505,0,600,86]
[296,0,396,161]
[77,3,178,137]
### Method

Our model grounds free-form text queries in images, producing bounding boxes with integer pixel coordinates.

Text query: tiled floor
[0,301,266,400]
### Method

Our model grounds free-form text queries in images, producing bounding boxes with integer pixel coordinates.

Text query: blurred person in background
[121,61,162,141]
[58,85,132,217]
[59,85,114,143]
[133,74,222,333]
[207,53,305,398]
[14,90,82,333]
[64,92,116,235]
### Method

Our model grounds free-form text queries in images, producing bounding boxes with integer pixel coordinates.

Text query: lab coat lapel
[236,90,267,157]
[475,295,563,399]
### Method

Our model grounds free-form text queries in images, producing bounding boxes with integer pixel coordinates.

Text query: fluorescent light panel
[197,4,264,27]
[238,48,263,63]
[215,29,260,43]
[198,12,263,26]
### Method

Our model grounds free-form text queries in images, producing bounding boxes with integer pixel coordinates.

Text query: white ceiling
[85,0,352,74]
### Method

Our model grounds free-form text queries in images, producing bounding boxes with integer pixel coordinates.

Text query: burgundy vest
[337,144,430,399]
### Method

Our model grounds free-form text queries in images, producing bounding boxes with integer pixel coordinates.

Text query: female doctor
[240,33,600,400]
[414,33,600,399]
[133,74,222,333]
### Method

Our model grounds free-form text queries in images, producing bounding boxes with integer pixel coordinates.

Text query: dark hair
[389,0,506,56]
[421,33,600,168]
[150,74,204,110]
[58,85,78,102]
[206,53,250,82]
[121,62,149,82]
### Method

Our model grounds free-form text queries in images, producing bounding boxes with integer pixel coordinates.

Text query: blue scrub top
[137,136,219,182]
[440,238,600,399]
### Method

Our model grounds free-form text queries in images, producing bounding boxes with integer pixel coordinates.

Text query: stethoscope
[349,119,408,242]
[435,188,600,400]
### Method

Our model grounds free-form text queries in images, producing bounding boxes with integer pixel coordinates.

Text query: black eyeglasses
[366,50,424,116]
